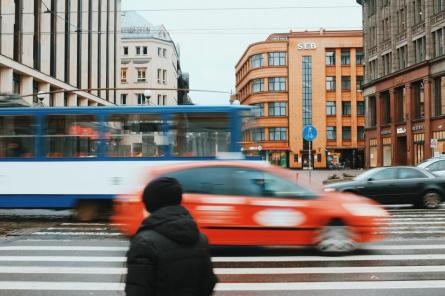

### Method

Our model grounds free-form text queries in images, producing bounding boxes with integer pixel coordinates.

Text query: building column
[78,97,88,107]
[405,83,414,165]
[38,83,50,107]
[54,91,64,107]
[0,67,13,93]
[88,101,98,106]
[390,88,397,165]
[67,93,77,106]
[20,76,33,105]
[376,92,383,167]
[424,78,433,159]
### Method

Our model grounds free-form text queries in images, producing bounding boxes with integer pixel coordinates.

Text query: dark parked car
[324,166,445,209]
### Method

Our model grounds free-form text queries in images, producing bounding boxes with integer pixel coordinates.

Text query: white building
[0,0,121,106]
[119,11,181,106]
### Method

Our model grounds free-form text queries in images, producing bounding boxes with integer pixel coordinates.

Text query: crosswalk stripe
[214,280,445,291]
[0,267,126,274]
[32,232,122,236]
[0,256,126,262]
[46,227,109,231]
[0,246,128,251]
[0,282,124,291]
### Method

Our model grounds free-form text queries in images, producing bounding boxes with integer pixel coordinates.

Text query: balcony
[431,10,445,26]
[396,32,407,42]
[369,46,378,56]
[411,22,425,36]
[382,39,391,51]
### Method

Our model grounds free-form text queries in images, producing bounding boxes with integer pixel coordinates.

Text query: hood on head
[139,205,200,245]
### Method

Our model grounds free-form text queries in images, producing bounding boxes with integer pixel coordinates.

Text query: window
[136,46,141,55]
[395,86,406,122]
[157,94,162,105]
[414,37,426,63]
[368,0,376,16]
[433,29,444,58]
[163,95,167,105]
[326,76,336,91]
[251,79,264,93]
[342,126,352,140]
[326,101,336,116]
[268,102,286,116]
[250,54,264,68]
[341,76,351,91]
[434,0,445,14]
[268,52,286,66]
[162,70,167,84]
[158,47,162,57]
[357,76,364,90]
[157,69,162,83]
[414,0,424,24]
[269,128,287,141]
[171,113,231,157]
[413,81,425,119]
[137,68,146,82]
[106,114,165,157]
[143,46,148,55]
[434,77,444,116]
[252,103,264,117]
[371,168,398,181]
[367,96,377,127]
[357,126,365,140]
[46,115,98,158]
[163,48,167,57]
[302,56,312,126]
[357,101,365,115]
[426,160,445,172]
[327,126,336,140]
[356,49,364,65]
[341,49,350,65]
[0,116,35,158]
[253,128,265,141]
[326,50,336,65]
[137,94,145,105]
[369,59,378,80]
[121,68,127,83]
[381,92,391,124]
[398,168,428,179]
[120,94,127,105]
[268,77,286,91]
[342,101,351,115]
[397,45,408,70]
[123,46,128,55]
[382,52,392,76]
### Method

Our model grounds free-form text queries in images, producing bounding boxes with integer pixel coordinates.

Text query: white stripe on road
[215,265,445,274]
[0,256,126,262]
[383,221,445,225]
[366,244,445,250]
[379,217,445,221]
[61,223,122,226]
[212,254,445,262]
[32,232,122,236]
[215,280,445,291]
[0,282,124,291]
[1,280,445,291]
[0,246,127,251]
[378,230,445,234]
[388,215,445,218]
[0,267,126,274]
[46,227,109,231]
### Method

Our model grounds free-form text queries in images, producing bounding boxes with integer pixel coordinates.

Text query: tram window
[106,114,165,157]
[170,113,231,157]
[0,115,35,158]
[45,115,99,158]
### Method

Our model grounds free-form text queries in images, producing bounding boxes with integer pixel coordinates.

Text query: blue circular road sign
[303,125,317,141]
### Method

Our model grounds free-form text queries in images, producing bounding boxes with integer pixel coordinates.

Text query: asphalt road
[1,207,445,296]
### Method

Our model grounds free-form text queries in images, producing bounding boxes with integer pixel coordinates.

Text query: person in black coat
[125,177,218,296]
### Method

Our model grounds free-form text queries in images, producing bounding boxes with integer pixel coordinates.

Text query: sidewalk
[294,169,365,191]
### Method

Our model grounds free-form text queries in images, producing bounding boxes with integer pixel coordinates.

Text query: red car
[112,161,389,254]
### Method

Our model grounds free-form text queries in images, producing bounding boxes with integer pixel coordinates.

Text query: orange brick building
[235,30,365,169]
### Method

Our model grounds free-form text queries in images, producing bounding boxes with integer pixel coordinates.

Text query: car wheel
[421,191,442,209]
[315,221,357,254]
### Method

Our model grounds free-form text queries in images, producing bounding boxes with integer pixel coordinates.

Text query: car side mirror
[367,177,374,182]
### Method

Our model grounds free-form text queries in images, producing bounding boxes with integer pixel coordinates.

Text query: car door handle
[357,186,365,189]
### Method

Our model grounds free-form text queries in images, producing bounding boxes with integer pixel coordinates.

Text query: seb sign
[297,42,317,50]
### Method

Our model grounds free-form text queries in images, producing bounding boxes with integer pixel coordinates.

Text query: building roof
[121,11,172,42]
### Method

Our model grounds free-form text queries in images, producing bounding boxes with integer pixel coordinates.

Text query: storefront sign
[431,139,438,149]
[249,146,263,151]
[381,130,391,136]
[412,125,424,131]
[297,42,317,50]
[397,127,407,134]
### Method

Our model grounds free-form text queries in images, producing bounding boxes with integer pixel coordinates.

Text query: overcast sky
[122,0,363,105]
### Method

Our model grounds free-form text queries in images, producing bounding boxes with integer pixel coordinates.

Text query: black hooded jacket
[125,205,217,296]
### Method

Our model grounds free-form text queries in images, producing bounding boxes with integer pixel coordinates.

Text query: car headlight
[343,203,388,217]
[323,187,336,192]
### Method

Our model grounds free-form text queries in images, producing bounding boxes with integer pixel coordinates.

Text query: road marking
[212,254,445,262]
[388,214,445,218]
[383,221,445,225]
[215,280,445,291]
[0,246,128,251]
[0,256,126,262]
[0,282,124,291]
[61,223,122,226]
[46,227,110,231]
[32,232,122,236]
[0,267,126,274]
[366,244,445,250]
[378,217,445,221]
[378,230,445,234]
[214,265,445,274]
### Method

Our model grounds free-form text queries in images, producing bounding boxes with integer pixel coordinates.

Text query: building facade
[235,30,365,169]
[119,11,183,106]
[0,0,121,106]
[358,0,445,167]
